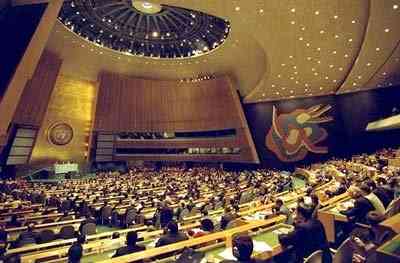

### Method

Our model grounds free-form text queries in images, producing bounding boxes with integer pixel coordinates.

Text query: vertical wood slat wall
[12,50,62,127]
[94,72,240,132]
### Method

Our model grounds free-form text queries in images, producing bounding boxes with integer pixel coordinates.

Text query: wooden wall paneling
[13,51,62,127]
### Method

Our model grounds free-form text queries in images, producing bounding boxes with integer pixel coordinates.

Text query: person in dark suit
[0,225,8,242]
[113,231,145,258]
[366,180,392,208]
[220,206,236,230]
[340,186,376,224]
[68,235,85,263]
[155,221,188,247]
[6,215,22,228]
[221,235,263,263]
[16,223,38,246]
[159,203,174,228]
[278,206,332,263]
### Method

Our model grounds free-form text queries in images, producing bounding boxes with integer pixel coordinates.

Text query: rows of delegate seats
[0,147,399,262]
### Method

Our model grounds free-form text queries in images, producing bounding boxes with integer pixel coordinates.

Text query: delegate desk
[6,219,84,242]
[97,216,287,263]
[318,195,352,243]
[376,233,400,263]
[203,223,293,262]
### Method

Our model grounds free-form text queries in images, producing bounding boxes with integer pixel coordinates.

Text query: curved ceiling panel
[58,0,230,59]
[337,0,400,94]
[42,0,400,101]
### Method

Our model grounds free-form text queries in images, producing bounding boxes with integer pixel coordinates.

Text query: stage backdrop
[244,86,400,169]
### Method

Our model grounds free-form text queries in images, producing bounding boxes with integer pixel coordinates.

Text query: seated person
[221,235,262,263]
[113,231,145,258]
[365,180,392,208]
[155,221,188,247]
[220,206,237,230]
[273,199,293,225]
[0,225,7,242]
[278,206,332,263]
[16,223,38,247]
[68,236,84,263]
[191,218,214,238]
[6,215,22,228]
[340,186,377,224]
[349,228,378,263]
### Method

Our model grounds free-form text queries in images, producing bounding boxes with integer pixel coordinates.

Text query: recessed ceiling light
[290,77,294,80]
[235,6,240,11]
[320,87,324,90]
[394,4,399,10]
[259,9,264,13]
[314,72,318,76]
[272,84,276,87]
[333,15,338,19]
[366,62,371,66]
[299,37,304,41]
[317,47,321,51]
[276,91,280,95]
[291,20,296,25]
[335,34,339,38]
[277,74,281,78]
[332,50,337,54]
[376,47,380,51]
[339,67,343,71]
[351,20,356,24]
[348,38,353,42]
[320,30,325,34]
[358,76,362,79]
[301,26,306,31]
[325,76,329,80]
[333,79,337,83]
[329,65,334,68]
[289,55,293,59]
[293,65,297,69]
[384,28,390,33]
[312,68,316,71]
[290,90,294,94]
[291,8,296,13]
[306,43,310,47]
[281,63,286,66]
[353,82,357,86]
[344,54,349,58]
[315,11,320,15]
[307,57,312,60]
[382,72,387,75]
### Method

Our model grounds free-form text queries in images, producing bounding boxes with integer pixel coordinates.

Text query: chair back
[81,222,96,235]
[17,236,36,247]
[333,238,353,263]
[59,225,76,239]
[385,197,400,217]
[304,250,323,263]
[101,205,113,219]
[42,219,54,224]
[37,229,56,244]
[125,209,137,225]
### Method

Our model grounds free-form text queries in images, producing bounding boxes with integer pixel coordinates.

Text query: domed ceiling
[58,0,230,58]
[39,0,400,103]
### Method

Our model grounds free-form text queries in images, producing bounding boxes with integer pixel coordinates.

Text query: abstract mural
[266,104,333,162]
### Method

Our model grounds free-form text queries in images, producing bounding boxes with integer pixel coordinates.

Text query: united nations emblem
[48,123,74,146]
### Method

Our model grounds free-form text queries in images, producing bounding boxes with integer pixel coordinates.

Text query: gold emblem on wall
[48,123,74,146]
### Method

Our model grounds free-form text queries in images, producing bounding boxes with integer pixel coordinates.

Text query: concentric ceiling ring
[58,0,231,59]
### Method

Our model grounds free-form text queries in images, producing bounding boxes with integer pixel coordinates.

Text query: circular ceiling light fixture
[58,0,231,59]
[131,1,162,14]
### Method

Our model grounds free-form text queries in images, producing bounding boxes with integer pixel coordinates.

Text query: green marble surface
[380,236,400,255]
[205,226,288,260]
